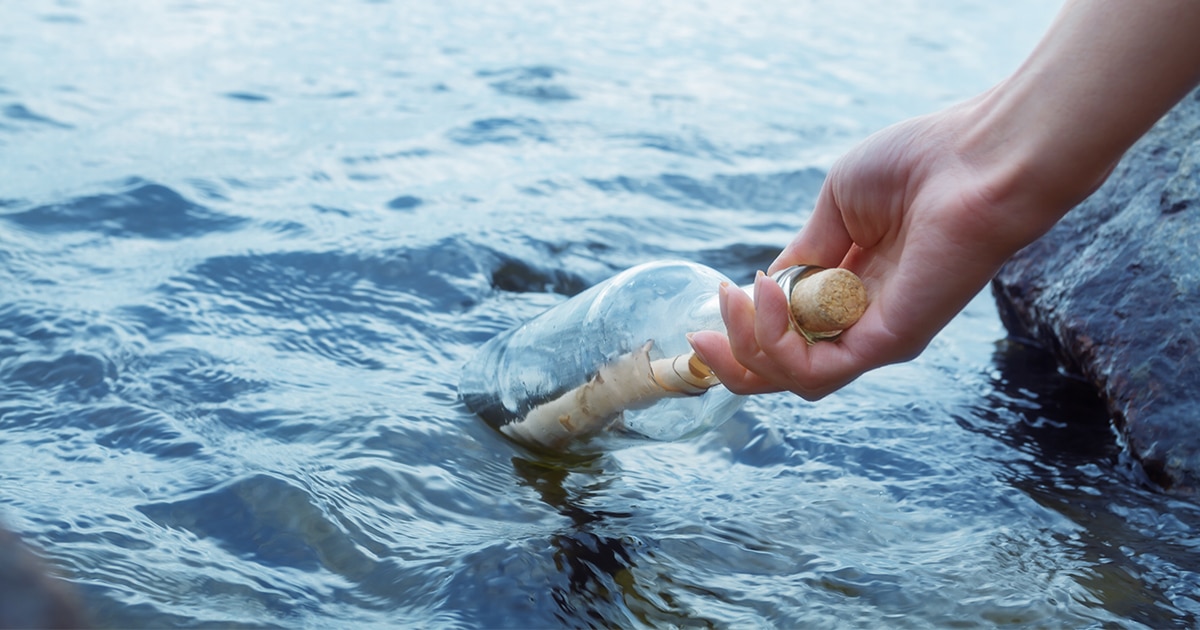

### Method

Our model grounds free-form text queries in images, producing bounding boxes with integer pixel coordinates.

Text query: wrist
[948,80,1118,254]
[953,0,1200,251]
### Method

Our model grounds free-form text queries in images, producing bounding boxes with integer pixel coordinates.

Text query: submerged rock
[992,88,1200,495]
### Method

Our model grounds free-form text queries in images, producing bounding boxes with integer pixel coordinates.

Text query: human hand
[688,102,1059,400]
[687,0,1200,401]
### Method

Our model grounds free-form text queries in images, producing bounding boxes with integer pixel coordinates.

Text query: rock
[0,525,87,629]
[991,87,1200,495]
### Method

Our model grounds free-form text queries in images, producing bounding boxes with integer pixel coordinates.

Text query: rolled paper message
[500,266,868,450]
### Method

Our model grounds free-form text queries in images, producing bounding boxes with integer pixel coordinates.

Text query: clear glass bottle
[459,259,863,453]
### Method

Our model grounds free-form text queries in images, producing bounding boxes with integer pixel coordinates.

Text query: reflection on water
[3,0,1200,627]
[509,457,711,628]
[974,340,1200,626]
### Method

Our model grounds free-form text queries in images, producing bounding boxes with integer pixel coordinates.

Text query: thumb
[769,180,854,274]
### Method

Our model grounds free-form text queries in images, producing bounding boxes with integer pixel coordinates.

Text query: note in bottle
[458,260,866,453]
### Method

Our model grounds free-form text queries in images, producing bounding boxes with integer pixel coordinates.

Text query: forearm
[1017,0,1200,142]
[962,0,1200,241]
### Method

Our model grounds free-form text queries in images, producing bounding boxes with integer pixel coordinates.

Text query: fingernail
[753,270,767,305]
[717,282,730,315]
[687,332,711,363]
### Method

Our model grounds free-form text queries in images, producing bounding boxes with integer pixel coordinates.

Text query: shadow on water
[968,338,1200,626]
[507,455,717,629]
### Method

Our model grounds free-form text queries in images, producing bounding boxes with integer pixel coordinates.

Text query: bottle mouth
[771,265,864,343]
[770,265,834,343]
[769,264,823,291]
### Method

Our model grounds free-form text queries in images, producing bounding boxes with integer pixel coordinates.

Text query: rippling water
[3,1,1200,628]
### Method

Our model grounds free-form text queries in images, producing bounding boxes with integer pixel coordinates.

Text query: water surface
[3,1,1199,627]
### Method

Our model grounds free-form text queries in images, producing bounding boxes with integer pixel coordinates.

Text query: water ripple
[138,473,374,577]
[1,179,245,240]
[2,103,73,129]
[4,1,1196,628]
[479,65,578,102]
[585,168,826,213]
[6,350,114,402]
[447,117,552,145]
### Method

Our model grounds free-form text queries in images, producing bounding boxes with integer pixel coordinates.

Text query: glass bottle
[459,259,864,453]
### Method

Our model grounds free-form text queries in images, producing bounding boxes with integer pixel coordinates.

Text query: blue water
[3,1,1200,627]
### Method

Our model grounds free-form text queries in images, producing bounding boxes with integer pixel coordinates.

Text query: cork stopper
[787,267,867,335]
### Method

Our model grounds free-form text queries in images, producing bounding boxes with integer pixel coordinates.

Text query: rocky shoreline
[991,87,1200,495]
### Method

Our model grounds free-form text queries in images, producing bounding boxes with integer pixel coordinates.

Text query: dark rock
[0,525,87,629]
[992,87,1200,495]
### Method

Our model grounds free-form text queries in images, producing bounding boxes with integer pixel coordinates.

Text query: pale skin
[688,0,1200,400]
